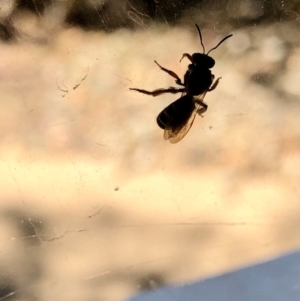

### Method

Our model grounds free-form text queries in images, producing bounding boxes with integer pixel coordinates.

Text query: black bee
[130,24,232,143]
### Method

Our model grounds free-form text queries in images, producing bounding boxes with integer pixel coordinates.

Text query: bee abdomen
[157,114,167,129]
[156,95,195,129]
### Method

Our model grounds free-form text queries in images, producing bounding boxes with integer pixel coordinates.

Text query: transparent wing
[163,93,208,144]
[163,108,197,143]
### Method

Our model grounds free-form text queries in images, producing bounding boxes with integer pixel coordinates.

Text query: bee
[130,24,232,143]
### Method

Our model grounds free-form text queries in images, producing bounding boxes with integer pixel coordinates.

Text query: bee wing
[163,104,197,143]
[164,93,208,144]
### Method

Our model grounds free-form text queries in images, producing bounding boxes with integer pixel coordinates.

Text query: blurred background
[0,0,300,300]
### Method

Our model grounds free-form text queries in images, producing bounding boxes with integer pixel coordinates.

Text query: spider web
[1,1,300,301]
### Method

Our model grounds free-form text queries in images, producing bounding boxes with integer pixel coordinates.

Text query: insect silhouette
[130,24,232,143]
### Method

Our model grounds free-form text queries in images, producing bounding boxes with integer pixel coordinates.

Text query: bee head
[191,53,215,68]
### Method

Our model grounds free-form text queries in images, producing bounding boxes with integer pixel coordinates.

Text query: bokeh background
[1,0,300,300]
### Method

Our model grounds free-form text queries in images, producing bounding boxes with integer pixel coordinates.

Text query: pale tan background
[0,1,300,301]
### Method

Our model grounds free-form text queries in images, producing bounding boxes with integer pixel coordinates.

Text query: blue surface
[126,250,300,301]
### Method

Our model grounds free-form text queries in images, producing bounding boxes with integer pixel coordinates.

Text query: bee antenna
[207,34,233,55]
[195,24,205,54]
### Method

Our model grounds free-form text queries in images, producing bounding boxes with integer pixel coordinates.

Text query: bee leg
[130,87,185,97]
[209,77,221,91]
[154,61,184,86]
[197,102,208,117]
[179,53,193,63]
